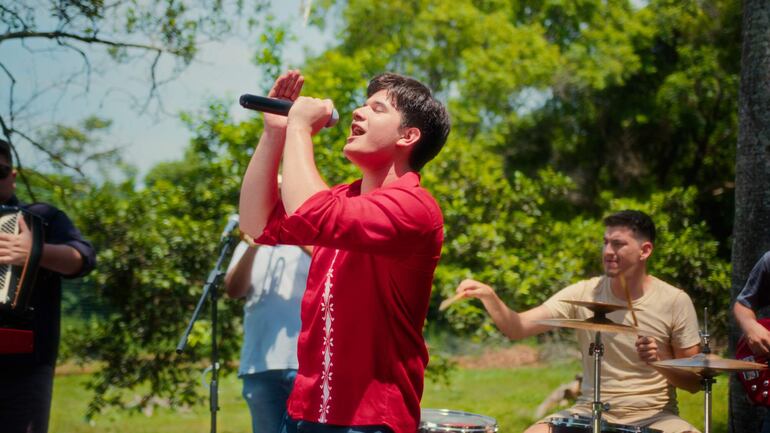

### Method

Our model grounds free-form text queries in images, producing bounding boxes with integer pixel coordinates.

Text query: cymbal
[561,300,639,314]
[652,353,767,375]
[535,317,637,334]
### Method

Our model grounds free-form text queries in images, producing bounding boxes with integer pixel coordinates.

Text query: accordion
[0,206,44,354]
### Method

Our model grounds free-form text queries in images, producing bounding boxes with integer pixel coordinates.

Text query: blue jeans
[762,414,770,433]
[280,416,393,433]
[242,369,297,433]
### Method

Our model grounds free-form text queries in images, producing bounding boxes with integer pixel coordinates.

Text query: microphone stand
[177,232,238,433]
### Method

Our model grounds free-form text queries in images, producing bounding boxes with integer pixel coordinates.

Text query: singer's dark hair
[0,139,12,166]
[367,73,451,171]
[603,210,656,243]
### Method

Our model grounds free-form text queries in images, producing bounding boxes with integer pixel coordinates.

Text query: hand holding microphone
[239,94,339,128]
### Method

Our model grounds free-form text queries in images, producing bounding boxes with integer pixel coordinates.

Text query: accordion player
[0,206,44,354]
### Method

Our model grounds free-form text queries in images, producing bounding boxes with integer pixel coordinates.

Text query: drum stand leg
[702,376,714,433]
[589,331,606,433]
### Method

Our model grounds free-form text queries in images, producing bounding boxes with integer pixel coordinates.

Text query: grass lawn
[51,362,728,432]
[421,362,728,432]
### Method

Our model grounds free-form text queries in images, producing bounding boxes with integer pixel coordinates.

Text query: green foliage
[16,134,249,416]
[424,351,457,387]
[415,137,594,337]
[29,0,739,417]
[313,0,740,242]
[66,175,244,417]
[298,0,735,339]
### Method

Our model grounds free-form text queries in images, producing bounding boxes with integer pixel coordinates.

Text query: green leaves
[23,0,739,417]
[68,175,245,417]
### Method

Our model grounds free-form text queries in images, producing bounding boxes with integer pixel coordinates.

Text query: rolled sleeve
[61,239,96,278]
[737,251,770,310]
[34,205,96,278]
[256,200,320,246]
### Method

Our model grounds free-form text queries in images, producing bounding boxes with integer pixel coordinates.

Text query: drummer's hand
[744,320,770,356]
[635,335,661,362]
[0,217,31,266]
[455,279,496,301]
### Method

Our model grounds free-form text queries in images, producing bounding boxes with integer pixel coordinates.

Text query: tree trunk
[729,1,770,433]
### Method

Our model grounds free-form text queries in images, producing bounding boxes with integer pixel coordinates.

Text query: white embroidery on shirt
[318,249,339,423]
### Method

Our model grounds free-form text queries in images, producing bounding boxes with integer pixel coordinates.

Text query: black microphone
[220,214,239,242]
[239,94,339,128]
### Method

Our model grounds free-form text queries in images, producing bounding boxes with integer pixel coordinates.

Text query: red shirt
[257,172,443,433]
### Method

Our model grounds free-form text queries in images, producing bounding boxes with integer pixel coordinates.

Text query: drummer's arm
[648,343,702,393]
[455,279,554,340]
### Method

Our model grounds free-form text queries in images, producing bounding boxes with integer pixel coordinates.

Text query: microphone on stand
[239,94,339,128]
[220,214,239,242]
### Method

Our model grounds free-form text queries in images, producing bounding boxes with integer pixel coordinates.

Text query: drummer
[455,210,702,433]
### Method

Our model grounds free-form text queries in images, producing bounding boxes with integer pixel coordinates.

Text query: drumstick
[619,273,639,327]
[439,292,466,311]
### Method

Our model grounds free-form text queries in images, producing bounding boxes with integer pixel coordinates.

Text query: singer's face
[344,90,404,169]
[0,156,16,203]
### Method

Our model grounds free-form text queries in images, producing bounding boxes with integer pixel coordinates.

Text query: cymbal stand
[589,330,607,433]
[699,308,713,433]
[700,374,715,433]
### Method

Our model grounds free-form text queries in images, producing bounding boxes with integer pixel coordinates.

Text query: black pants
[0,364,55,433]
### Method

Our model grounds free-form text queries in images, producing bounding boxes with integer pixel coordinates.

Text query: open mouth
[350,124,366,137]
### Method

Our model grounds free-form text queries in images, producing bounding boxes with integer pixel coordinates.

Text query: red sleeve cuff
[256,190,329,245]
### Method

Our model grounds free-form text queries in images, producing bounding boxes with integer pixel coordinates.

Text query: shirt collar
[349,171,421,196]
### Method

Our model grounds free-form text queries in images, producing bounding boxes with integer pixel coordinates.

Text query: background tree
[728,1,770,432]
[15,0,741,418]
[302,0,735,333]
[0,0,272,175]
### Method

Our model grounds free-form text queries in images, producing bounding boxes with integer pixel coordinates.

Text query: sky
[1,0,334,178]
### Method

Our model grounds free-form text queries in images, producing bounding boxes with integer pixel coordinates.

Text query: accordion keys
[0,207,44,312]
[0,211,21,304]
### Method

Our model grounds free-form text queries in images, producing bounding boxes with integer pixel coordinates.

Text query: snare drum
[548,416,662,433]
[419,408,498,432]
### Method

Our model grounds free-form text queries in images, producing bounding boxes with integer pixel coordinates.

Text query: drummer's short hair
[603,210,656,243]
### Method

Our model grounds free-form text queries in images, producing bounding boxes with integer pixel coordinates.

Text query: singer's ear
[396,127,421,148]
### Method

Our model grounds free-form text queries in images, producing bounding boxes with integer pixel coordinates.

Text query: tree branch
[0,116,36,202]
[140,50,163,113]
[0,30,177,56]
[10,128,86,177]
[0,60,16,124]
[57,38,93,93]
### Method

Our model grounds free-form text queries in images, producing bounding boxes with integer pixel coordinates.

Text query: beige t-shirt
[542,275,701,420]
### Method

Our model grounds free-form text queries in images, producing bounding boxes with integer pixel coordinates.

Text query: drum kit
[420,301,768,433]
